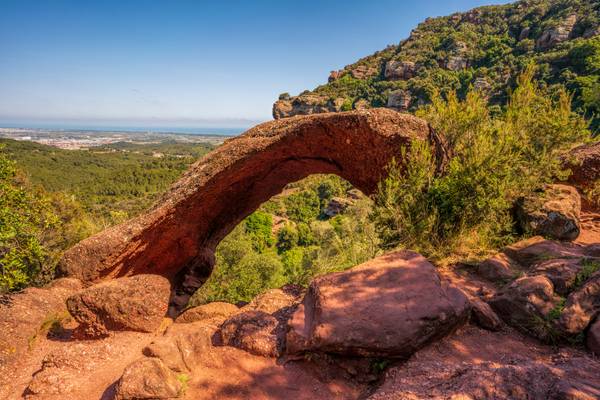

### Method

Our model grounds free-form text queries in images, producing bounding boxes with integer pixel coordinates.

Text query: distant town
[0,127,232,149]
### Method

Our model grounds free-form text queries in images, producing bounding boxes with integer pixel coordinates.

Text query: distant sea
[0,122,247,136]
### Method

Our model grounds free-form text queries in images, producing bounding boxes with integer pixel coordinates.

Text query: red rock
[477,253,520,282]
[286,250,470,358]
[587,318,600,356]
[503,236,590,267]
[220,311,281,358]
[115,358,182,400]
[175,302,238,324]
[559,271,600,335]
[530,258,585,295]
[66,274,170,338]
[58,110,447,286]
[470,297,503,331]
[488,275,562,340]
[565,141,600,191]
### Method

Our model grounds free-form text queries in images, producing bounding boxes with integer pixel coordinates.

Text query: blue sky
[0,0,510,128]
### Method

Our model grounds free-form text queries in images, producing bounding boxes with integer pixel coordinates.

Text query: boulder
[387,90,412,111]
[565,141,600,191]
[558,270,600,335]
[220,311,281,358]
[503,236,590,267]
[144,319,220,372]
[587,318,600,356]
[66,274,170,338]
[477,253,520,282]
[175,301,239,324]
[384,60,416,80]
[514,184,581,241]
[536,14,577,49]
[241,287,301,314]
[115,358,182,400]
[488,275,562,340]
[286,250,470,358]
[530,258,586,295]
[470,297,503,331]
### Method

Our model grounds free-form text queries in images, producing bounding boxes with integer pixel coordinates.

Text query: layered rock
[514,184,581,241]
[272,94,345,119]
[66,274,170,338]
[384,60,416,80]
[59,110,445,286]
[286,250,470,358]
[536,14,578,49]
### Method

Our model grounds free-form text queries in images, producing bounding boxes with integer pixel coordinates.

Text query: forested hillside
[274,0,600,132]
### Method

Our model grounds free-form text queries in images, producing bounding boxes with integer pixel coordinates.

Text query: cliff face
[273,0,600,131]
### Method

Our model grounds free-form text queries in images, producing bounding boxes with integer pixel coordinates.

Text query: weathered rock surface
[384,60,416,80]
[115,358,182,400]
[66,274,170,337]
[565,141,600,191]
[241,287,301,314]
[220,310,281,358]
[488,275,561,340]
[387,90,412,111]
[477,252,520,282]
[286,250,470,358]
[272,94,345,119]
[515,184,581,241]
[59,110,445,285]
[530,258,586,295]
[175,301,239,324]
[587,318,600,355]
[144,319,220,372]
[470,297,503,331]
[536,14,578,49]
[559,270,600,335]
[367,325,600,400]
[0,278,82,399]
[502,236,592,266]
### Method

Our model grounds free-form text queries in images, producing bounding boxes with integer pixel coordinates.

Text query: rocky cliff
[273,0,600,131]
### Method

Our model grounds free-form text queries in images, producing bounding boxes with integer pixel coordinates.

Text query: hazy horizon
[1,0,510,124]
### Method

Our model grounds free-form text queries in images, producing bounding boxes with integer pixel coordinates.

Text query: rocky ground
[1,208,600,399]
[1,138,600,399]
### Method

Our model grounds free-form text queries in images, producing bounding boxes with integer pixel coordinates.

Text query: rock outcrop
[384,60,416,80]
[514,184,581,241]
[565,141,600,191]
[536,14,578,49]
[59,110,446,287]
[66,274,170,338]
[286,250,470,358]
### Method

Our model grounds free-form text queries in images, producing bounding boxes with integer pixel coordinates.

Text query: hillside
[273,0,600,131]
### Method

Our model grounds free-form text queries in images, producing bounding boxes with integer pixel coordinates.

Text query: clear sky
[0,0,511,129]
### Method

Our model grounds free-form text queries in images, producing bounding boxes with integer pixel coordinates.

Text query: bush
[0,146,59,292]
[372,67,591,262]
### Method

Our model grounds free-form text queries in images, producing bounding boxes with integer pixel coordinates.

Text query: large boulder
[286,250,470,358]
[66,274,170,338]
[514,184,581,241]
[502,236,591,267]
[477,253,521,282]
[114,358,182,400]
[384,60,416,80]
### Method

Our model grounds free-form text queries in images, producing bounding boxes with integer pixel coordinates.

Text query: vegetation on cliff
[274,0,600,132]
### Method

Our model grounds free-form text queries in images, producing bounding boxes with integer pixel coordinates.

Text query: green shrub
[372,67,591,262]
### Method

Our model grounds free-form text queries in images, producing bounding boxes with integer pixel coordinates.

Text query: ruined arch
[58,109,446,284]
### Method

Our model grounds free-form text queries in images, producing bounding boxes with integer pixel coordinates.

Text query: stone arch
[58,109,446,284]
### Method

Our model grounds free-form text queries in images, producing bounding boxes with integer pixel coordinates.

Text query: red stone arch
[59,109,445,286]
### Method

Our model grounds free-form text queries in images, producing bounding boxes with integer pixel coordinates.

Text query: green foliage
[575,259,600,288]
[276,224,298,253]
[284,190,321,223]
[372,69,591,262]
[244,211,274,252]
[0,146,59,292]
[289,0,600,133]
